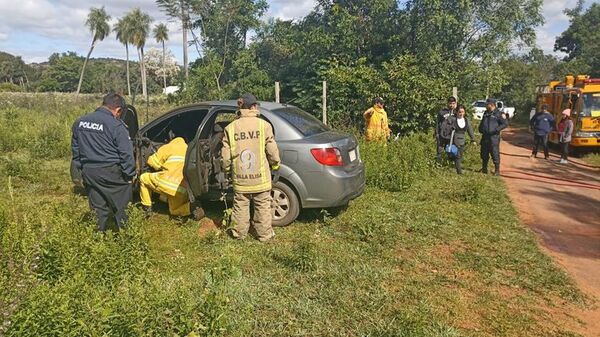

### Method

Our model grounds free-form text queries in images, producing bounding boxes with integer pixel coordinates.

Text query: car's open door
[119,105,143,179]
[184,106,228,203]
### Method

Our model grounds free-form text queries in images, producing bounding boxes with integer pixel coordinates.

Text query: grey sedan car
[79,101,365,227]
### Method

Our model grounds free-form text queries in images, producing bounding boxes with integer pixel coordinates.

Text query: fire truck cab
[535,75,600,148]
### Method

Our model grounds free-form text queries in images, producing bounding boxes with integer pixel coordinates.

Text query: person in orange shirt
[363,97,391,142]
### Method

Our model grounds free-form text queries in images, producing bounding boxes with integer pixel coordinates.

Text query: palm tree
[76,7,111,96]
[156,0,192,78]
[128,8,152,100]
[153,23,169,93]
[114,16,134,96]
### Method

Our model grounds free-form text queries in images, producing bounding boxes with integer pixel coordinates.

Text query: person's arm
[264,122,281,170]
[221,127,232,173]
[565,120,574,139]
[363,108,373,120]
[466,119,476,142]
[71,121,81,169]
[496,112,508,133]
[147,142,168,170]
[113,122,136,179]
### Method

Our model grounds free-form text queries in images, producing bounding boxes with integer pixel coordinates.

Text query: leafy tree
[127,8,153,99]
[497,49,559,114]
[153,23,170,91]
[156,0,196,78]
[38,52,83,92]
[76,7,111,96]
[114,16,135,96]
[555,2,600,77]
[0,52,35,89]
[189,0,268,92]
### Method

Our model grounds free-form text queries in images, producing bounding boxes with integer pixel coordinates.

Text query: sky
[0,0,596,64]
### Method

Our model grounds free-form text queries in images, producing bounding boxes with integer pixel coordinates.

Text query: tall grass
[0,94,587,336]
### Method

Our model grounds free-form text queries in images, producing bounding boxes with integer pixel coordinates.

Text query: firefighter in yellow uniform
[139,135,191,217]
[364,97,391,142]
[221,94,281,242]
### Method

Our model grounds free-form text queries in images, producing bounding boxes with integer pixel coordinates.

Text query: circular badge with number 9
[239,149,257,173]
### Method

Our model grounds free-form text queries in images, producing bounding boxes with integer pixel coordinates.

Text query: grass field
[0,94,589,336]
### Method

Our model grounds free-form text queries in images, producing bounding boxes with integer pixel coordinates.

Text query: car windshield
[474,101,486,108]
[582,93,600,117]
[273,106,330,136]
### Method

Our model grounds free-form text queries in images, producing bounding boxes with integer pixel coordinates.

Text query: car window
[474,101,486,108]
[144,108,209,143]
[273,107,330,136]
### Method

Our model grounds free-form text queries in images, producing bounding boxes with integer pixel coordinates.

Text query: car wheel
[271,181,300,227]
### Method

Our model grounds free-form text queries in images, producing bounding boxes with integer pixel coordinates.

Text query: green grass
[582,153,600,166]
[0,94,589,336]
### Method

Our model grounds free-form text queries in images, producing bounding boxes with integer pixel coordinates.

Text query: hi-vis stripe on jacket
[146,137,188,196]
[221,109,281,194]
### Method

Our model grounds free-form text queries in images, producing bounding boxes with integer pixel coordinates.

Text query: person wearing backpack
[529,104,555,159]
[436,96,457,163]
[451,105,476,174]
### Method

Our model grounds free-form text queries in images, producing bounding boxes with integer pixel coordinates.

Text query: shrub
[360,133,436,191]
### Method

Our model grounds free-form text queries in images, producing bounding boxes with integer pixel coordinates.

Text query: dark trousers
[82,165,132,231]
[454,145,465,174]
[560,141,569,160]
[480,135,500,171]
[436,138,450,163]
[532,134,549,158]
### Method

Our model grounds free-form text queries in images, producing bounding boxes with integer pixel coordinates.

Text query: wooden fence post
[322,81,327,125]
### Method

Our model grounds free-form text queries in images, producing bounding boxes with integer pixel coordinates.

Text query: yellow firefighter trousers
[139,172,190,216]
[230,191,274,242]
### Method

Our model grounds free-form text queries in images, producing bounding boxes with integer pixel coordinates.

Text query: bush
[360,133,437,191]
[0,83,23,93]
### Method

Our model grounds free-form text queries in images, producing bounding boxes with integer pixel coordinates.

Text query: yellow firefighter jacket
[221,109,281,194]
[364,105,391,141]
[146,137,188,196]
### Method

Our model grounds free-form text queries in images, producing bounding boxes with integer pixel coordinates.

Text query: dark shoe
[142,205,152,219]
[494,169,500,176]
[192,207,205,220]
[530,154,536,159]
[481,167,488,174]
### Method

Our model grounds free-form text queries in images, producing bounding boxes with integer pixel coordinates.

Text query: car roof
[193,100,293,111]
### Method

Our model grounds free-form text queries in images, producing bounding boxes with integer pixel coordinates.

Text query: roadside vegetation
[0,94,588,336]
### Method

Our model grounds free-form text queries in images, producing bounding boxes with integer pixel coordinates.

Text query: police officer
[478,98,508,176]
[436,96,457,163]
[71,93,135,231]
[221,94,281,242]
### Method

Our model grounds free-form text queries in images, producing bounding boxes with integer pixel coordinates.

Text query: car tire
[271,181,300,227]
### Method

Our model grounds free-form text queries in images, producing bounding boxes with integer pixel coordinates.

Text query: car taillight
[311,147,343,166]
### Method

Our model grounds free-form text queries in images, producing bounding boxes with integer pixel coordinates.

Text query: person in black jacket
[529,104,555,159]
[478,98,508,176]
[451,105,476,174]
[435,96,457,163]
[71,93,135,231]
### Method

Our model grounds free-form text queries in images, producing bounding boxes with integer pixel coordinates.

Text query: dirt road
[500,128,600,336]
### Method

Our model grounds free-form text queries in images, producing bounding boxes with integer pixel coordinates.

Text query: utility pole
[275,82,280,103]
